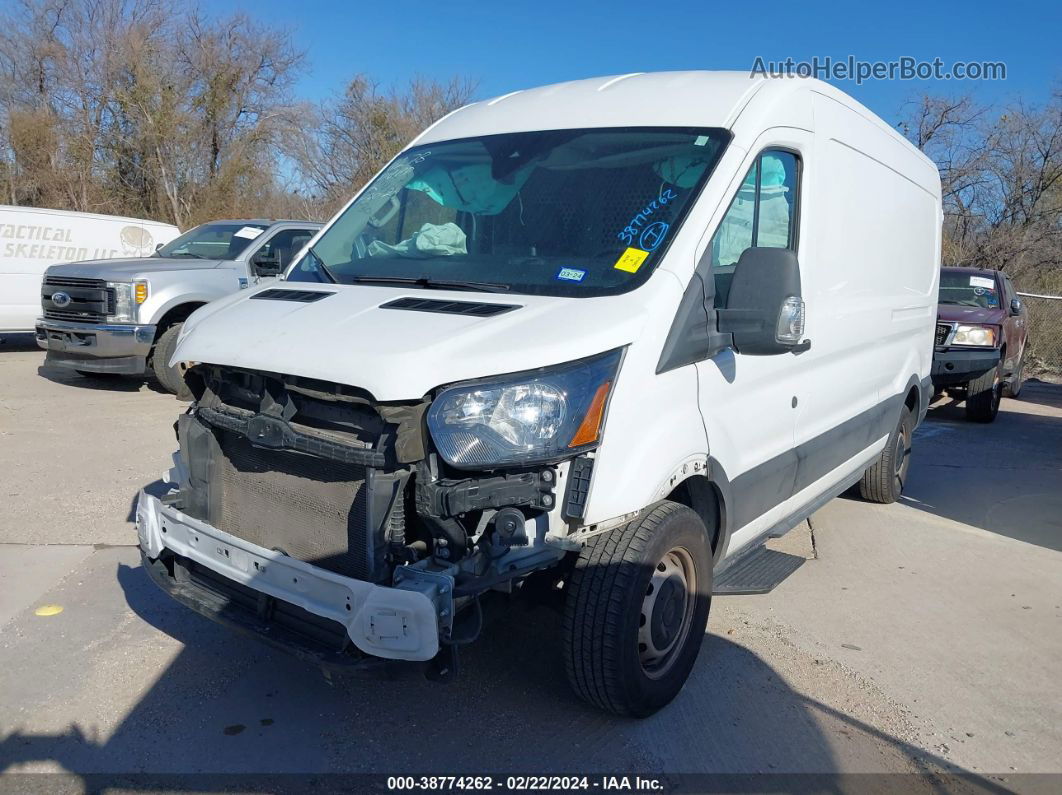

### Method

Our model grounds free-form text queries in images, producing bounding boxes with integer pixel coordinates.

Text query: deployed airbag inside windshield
[290,127,730,298]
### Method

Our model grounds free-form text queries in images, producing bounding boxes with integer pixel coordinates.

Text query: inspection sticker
[233,225,263,240]
[613,247,649,273]
[970,275,995,289]
[556,267,587,282]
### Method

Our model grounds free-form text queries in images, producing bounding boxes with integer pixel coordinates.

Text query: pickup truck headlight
[427,349,623,469]
[952,324,997,347]
[106,280,148,323]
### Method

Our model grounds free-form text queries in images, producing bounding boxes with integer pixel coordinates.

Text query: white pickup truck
[36,219,321,392]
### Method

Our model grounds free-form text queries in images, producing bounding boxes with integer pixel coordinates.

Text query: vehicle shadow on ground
[35,362,169,395]
[0,557,1004,789]
[899,381,1062,552]
[0,332,39,352]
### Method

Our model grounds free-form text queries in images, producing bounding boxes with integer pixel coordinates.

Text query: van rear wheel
[859,405,913,504]
[562,501,712,717]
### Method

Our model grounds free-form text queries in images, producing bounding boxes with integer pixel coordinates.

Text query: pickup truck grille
[935,323,951,346]
[42,276,115,324]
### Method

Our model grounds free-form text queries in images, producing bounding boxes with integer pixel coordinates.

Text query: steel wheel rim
[638,546,697,679]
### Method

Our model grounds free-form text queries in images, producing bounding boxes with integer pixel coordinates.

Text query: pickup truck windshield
[155,222,268,260]
[287,127,729,297]
[939,271,1001,309]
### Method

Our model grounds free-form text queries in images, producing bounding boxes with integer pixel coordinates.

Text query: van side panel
[792,96,939,464]
[0,208,178,332]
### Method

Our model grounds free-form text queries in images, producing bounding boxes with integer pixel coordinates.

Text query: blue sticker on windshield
[556,267,587,282]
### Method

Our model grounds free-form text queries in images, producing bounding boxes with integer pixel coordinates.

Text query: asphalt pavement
[1,333,1060,784]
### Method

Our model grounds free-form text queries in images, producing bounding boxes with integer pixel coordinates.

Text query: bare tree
[900,88,1062,289]
[0,0,305,226]
[291,74,476,213]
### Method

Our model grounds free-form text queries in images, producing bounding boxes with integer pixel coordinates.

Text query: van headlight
[427,349,623,469]
[952,324,997,347]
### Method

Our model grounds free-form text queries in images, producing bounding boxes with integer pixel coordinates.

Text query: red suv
[932,267,1029,422]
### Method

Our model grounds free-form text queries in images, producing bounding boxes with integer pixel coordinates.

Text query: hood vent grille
[380,297,519,317]
[251,289,334,303]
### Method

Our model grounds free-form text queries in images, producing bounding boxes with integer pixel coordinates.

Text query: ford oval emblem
[51,291,72,308]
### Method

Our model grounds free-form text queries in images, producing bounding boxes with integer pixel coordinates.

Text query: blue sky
[213,0,1059,124]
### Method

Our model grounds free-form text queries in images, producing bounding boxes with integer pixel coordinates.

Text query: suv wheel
[965,366,1001,422]
[151,323,184,395]
[859,405,913,504]
[562,501,712,717]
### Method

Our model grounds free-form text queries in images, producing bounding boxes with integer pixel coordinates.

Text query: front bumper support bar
[136,491,440,662]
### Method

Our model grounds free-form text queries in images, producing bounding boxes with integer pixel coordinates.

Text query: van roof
[416,70,932,170]
[0,204,177,227]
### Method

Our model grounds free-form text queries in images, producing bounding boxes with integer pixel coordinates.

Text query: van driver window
[709,150,799,306]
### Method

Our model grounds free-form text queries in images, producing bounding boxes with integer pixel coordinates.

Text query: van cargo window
[288,128,729,298]
[709,150,800,306]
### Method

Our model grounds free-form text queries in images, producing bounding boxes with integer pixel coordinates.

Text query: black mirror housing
[1010,298,1023,315]
[717,248,804,355]
[253,252,282,275]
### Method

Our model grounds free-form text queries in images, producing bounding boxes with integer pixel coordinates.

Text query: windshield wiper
[346,276,511,293]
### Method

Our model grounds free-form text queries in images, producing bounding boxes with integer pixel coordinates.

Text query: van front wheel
[859,405,913,504]
[562,501,712,717]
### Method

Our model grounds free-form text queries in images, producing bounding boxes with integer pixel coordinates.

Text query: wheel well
[665,475,723,555]
[154,303,205,340]
[904,384,919,414]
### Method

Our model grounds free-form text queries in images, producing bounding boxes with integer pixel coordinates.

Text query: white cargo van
[137,72,941,716]
[0,206,179,333]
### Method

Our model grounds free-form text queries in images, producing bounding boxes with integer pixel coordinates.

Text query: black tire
[859,405,913,503]
[965,365,1001,422]
[151,323,184,395]
[562,501,713,717]
[1004,356,1024,399]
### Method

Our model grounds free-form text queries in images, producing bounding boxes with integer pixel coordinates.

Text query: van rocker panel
[135,491,440,661]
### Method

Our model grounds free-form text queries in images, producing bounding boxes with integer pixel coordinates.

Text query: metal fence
[1018,292,1062,381]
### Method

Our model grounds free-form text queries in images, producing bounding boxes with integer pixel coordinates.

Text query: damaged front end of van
[137,349,621,676]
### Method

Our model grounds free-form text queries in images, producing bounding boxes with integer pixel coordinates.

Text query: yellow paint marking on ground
[34,604,64,617]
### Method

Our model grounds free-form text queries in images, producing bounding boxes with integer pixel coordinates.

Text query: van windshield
[155,222,268,260]
[939,271,1001,309]
[287,127,729,297]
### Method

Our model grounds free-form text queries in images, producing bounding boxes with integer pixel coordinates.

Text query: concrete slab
[0,544,94,628]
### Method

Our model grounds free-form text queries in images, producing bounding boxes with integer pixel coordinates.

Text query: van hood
[172,283,654,401]
[47,257,224,280]
[937,303,1005,325]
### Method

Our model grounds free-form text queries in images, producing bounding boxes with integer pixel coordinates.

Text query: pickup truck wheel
[1004,358,1024,399]
[562,501,712,717]
[151,323,184,395]
[859,405,913,504]
[965,366,1001,422]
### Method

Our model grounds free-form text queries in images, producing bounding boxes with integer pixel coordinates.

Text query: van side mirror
[717,248,809,355]
[155,242,163,252]
[1010,298,1023,315]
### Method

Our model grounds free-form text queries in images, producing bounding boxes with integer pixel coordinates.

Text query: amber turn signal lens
[134,282,149,304]
[568,381,611,448]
